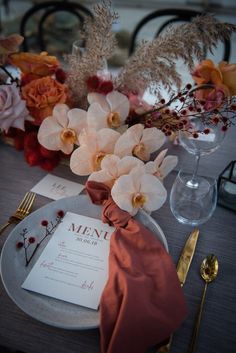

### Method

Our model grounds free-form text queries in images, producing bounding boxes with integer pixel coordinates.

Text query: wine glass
[170,117,225,225]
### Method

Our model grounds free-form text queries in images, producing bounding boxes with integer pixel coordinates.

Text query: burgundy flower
[28,236,36,244]
[16,241,24,249]
[86,75,100,90]
[24,131,61,171]
[57,210,64,218]
[41,220,48,227]
[99,80,113,94]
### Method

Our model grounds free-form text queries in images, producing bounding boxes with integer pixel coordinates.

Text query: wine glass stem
[187,154,200,188]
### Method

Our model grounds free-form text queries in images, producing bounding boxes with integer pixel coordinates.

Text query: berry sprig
[131,84,235,138]
[16,210,64,267]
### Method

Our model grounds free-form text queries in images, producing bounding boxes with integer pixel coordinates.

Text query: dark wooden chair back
[20,0,93,52]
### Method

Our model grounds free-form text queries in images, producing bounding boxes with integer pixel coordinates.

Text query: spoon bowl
[200,254,219,283]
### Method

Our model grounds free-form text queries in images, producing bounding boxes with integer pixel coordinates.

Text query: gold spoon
[188,254,219,353]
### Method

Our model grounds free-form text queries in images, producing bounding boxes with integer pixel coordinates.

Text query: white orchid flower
[114,123,166,161]
[145,149,178,181]
[38,104,87,154]
[70,128,120,176]
[111,167,167,216]
[87,90,130,130]
[88,154,144,188]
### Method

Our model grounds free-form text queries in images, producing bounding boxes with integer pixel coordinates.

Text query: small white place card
[22,212,114,310]
[31,174,84,200]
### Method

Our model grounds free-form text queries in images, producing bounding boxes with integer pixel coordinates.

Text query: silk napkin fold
[86,181,188,353]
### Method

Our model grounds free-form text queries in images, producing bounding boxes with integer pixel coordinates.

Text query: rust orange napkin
[86,181,188,353]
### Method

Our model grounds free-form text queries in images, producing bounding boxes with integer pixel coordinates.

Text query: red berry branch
[127,84,236,138]
[16,210,65,267]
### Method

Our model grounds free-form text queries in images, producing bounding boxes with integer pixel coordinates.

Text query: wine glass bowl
[170,170,217,226]
[179,117,226,156]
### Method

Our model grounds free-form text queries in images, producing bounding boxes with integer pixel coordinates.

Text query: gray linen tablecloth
[0,126,235,353]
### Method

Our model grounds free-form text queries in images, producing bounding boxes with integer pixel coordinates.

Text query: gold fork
[0,192,36,235]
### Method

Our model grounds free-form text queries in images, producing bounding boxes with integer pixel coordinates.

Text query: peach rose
[10,51,59,77]
[192,59,223,85]
[219,61,236,96]
[0,34,23,65]
[22,76,68,125]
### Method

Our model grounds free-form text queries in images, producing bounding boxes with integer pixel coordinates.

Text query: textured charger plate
[0,195,168,330]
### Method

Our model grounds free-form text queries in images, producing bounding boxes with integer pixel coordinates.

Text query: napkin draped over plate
[86,181,188,353]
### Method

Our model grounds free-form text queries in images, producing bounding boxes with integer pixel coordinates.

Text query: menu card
[22,212,115,310]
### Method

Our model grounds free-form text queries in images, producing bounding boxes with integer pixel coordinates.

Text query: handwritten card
[31,174,84,200]
[22,212,114,310]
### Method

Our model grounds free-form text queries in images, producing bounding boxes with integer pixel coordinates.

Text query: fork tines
[16,192,36,218]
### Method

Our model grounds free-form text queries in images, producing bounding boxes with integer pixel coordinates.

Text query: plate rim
[0,194,168,330]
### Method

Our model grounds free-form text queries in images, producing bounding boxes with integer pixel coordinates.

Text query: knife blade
[176,228,199,287]
[156,228,199,353]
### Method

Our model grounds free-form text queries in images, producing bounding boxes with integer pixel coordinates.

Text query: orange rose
[219,61,236,96]
[22,76,68,125]
[192,59,223,85]
[10,51,59,77]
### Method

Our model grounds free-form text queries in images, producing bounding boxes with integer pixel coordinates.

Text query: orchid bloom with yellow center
[70,128,120,176]
[111,167,167,216]
[114,124,166,161]
[88,154,144,188]
[38,103,87,154]
[87,90,130,130]
[145,149,178,181]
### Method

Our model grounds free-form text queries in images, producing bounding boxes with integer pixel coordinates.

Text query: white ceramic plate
[0,195,168,330]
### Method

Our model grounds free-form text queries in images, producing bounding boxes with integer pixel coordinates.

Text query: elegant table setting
[1,2,236,353]
[0,124,236,353]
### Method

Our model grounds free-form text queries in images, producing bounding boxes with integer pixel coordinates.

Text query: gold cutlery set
[157,229,218,353]
[0,193,218,353]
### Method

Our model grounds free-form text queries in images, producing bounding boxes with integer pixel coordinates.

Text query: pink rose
[0,83,29,132]
[203,85,228,111]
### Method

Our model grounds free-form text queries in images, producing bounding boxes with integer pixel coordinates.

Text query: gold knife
[176,228,200,287]
[156,228,200,353]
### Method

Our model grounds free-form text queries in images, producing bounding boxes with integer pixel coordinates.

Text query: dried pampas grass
[65,1,118,105]
[65,3,236,103]
[115,15,236,96]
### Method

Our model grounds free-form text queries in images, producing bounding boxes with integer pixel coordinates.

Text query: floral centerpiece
[1,2,236,216]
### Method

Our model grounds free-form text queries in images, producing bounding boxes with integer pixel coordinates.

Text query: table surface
[0,127,235,353]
